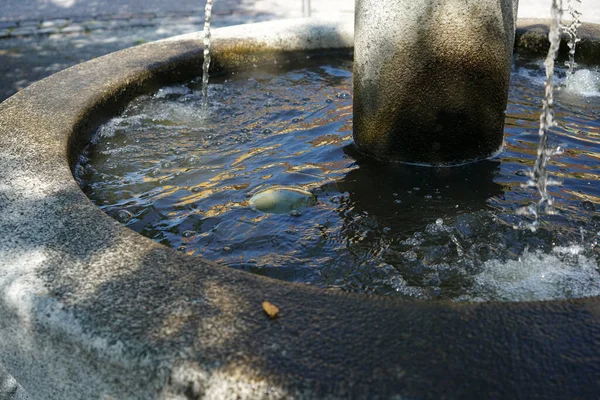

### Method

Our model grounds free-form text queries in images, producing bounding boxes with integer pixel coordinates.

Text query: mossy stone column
[353,0,519,164]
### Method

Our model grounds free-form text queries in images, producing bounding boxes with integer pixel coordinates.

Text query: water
[518,0,565,230]
[75,54,600,302]
[201,0,214,114]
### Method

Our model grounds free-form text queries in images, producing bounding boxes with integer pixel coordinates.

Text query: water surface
[76,53,600,301]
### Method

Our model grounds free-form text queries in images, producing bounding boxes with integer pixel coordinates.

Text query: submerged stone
[249,186,316,214]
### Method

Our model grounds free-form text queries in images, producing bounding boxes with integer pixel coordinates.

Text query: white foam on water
[93,117,124,142]
[563,69,600,97]
[154,85,193,99]
[468,245,600,302]
[517,67,600,97]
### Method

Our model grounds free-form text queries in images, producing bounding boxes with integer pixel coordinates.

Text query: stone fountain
[1,1,600,399]
[354,0,517,164]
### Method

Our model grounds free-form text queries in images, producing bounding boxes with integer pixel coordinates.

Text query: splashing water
[518,0,565,231]
[201,0,214,114]
[562,0,582,78]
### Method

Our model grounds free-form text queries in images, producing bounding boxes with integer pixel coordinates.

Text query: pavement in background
[0,0,355,102]
[2,0,599,102]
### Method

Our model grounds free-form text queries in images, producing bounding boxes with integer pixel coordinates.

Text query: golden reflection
[555,170,600,181]
[563,189,600,204]
[559,130,600,145]
[203,201,243,218]
[309,134,347,148]
[232,145,281,166]
[148,185,183,201]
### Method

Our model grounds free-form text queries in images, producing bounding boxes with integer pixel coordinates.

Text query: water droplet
[325,98,334,104]
[435,218,444,226]
[186,156,199,165]
[116,210,134,223]
[335,91,351,99]
[290,209,302,217]
[262,128,273,135]
[292,117,302,123]
[182,230,195,238]
[394,199,402,204]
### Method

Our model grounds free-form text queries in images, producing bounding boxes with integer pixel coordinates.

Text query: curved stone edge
[516,19,600,63]
[0,17,599,400]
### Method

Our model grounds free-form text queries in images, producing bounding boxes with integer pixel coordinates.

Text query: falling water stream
[563,0,582,78]
[201,0,214,114]
[519,0,582,230]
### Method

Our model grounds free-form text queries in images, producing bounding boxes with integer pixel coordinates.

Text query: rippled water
[75,53,600,302]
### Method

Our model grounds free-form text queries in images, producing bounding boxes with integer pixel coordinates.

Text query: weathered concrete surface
[353,0,518,164]
[0,364,30,400]
[1,18,600,400]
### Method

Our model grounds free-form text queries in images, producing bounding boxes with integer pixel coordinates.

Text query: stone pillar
[353,0,519,164]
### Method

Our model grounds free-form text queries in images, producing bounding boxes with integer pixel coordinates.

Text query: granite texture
[0,364,30,400]
[0,17,600,400]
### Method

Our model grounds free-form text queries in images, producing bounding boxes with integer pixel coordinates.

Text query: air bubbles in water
[563,69,600,96]
[115,210,134,223]
[469,246,600,302]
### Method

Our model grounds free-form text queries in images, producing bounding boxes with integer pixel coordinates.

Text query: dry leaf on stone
[262,301,279,319]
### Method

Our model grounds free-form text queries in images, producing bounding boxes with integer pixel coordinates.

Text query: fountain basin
[1,18,600,399]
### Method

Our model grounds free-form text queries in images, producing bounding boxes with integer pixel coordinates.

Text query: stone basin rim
[2,17,600,400]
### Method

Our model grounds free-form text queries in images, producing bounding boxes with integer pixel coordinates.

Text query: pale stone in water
[249,186,316,214]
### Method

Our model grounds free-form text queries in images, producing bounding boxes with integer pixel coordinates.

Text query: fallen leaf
[262,301,279,319]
